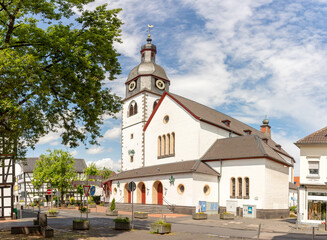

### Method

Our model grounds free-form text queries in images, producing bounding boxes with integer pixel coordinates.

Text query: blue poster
[199,201,206,212]
[248,206,253,214]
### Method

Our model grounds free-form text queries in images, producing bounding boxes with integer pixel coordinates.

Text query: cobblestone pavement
[1,206,327,239]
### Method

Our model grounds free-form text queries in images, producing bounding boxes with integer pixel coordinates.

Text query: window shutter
[308,161,319,169]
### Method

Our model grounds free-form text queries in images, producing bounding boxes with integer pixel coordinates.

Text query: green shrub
[79,206,87,213]
[113,217,130,223]
[70,197,75,205]
[153,219,171,227]
[290,206,297,212]
[48,209,57,214]
[100,202,104,206]
[110,198,116,211]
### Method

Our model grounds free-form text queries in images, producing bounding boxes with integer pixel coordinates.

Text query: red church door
[141,184,146,204]
[128,190,131,203]
[157,182,163,205]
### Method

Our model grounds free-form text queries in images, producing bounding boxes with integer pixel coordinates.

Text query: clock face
[156,79,165,90]
[128,81,136,91]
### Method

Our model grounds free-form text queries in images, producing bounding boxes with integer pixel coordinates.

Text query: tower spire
[147,24,154,43]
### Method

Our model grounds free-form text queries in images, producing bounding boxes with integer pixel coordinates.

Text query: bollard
[257,223,261,240]
[312,226,315,240]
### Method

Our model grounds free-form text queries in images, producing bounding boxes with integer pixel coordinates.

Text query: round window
[177,184,185,195]
[113,187,117,195]
[203,185,210,195]
[163,115,169,124]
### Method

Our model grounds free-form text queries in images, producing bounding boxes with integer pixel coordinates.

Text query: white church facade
[104,36,294,218]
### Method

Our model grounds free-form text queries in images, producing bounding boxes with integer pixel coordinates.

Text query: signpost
[128,181,136,229]
[71,175,104,220]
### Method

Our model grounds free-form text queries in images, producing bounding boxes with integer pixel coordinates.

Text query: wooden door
[128,190,131,203]
[141,184,146,204]
[157,182,163,205]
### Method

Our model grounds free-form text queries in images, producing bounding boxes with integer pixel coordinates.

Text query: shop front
[307,192,327,222]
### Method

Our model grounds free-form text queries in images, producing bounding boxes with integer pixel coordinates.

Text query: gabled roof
[201,135,292,166]
[20,157,87,173]
[295,126,327,145]
[144,92,294,161]
[103,160,219,183]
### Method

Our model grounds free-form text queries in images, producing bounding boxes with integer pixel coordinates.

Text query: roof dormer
[222,120,231,127]
[243,130,252,135]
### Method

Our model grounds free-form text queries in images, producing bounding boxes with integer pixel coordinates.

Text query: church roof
[145,92,293,161]
[201,135,292,166]
[104,160,219,182]
[126,62,169,83]
[295,126,327,145]
[20,157,87,173]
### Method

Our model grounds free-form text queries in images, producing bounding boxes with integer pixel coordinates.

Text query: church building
[104,35,295,218]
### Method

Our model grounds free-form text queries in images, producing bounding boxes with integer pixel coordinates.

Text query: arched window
[153,99,159,110]
[167,134,170,155]
[230,178,235,198]
[171,132,175,155]
[162,135,166,156]
[157,136,161,157]
[238,178,242,198]
[128,101,137,117]
[245,177,249,198]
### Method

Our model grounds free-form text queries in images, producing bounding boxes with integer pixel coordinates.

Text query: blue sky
[27,0,327,175]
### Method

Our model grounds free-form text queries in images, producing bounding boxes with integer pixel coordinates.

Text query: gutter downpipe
[218,159,222,214]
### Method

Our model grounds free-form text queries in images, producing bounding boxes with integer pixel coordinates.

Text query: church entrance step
[115,203,172,214]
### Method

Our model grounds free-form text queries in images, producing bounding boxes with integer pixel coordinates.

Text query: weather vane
[147,24,154,38]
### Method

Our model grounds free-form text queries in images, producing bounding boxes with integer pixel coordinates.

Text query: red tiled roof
[296,126,327,145]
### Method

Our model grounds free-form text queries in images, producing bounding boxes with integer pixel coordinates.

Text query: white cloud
[103,127,121,140]
[38,132,61,145]
[70,150,78,156]
[86,146,105,155]
[88,158,121,172]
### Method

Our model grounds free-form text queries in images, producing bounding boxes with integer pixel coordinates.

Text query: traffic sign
[47,189,52,195]
[90,186,95,196]
[83,185,91,196]
[128,181,136,192]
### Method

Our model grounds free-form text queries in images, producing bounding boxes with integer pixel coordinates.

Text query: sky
[27,0,327,176]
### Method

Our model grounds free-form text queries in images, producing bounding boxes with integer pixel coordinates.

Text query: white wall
[145,95,202,166]
[299,144,327,185]
[264,159,289,209]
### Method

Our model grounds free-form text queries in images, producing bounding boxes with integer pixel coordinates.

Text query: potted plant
[220,212,235,220]
[73,206,89,230]
[47,208,58,217]
[192,212,207,220]
[150,219,172,234]
[67,197,76,209]
[134,211,148,219]
[106,198,118,216]
[114,217,130,230]
[319,221,326,231]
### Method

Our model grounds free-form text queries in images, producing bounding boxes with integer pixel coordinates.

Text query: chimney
[260,116,271,138]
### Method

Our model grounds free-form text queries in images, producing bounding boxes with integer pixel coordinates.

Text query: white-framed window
[308,161,319,175]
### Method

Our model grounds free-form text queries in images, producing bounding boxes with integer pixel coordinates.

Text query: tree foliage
[32,149,76,203]
[0,0,123,157]
[84,162,113,179]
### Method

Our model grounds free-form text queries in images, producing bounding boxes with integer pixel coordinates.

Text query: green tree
[32,149,77,204]
[84,162,99,177]
[0,0,123,158]
[100,167,113,179]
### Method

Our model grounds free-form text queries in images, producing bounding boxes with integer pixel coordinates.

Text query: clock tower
[121,36,170,171]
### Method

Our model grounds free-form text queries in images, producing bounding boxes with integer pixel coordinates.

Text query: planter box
[73,220,90,230]
[89,204,96,208]
[220,213,234,220]
[134,212,148,219]
[192,213,207,220]
[106,210,118,216]
[67,205,75,209]
[47,212,57,217]
[150,223,171,234]
[114,221,130,230]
